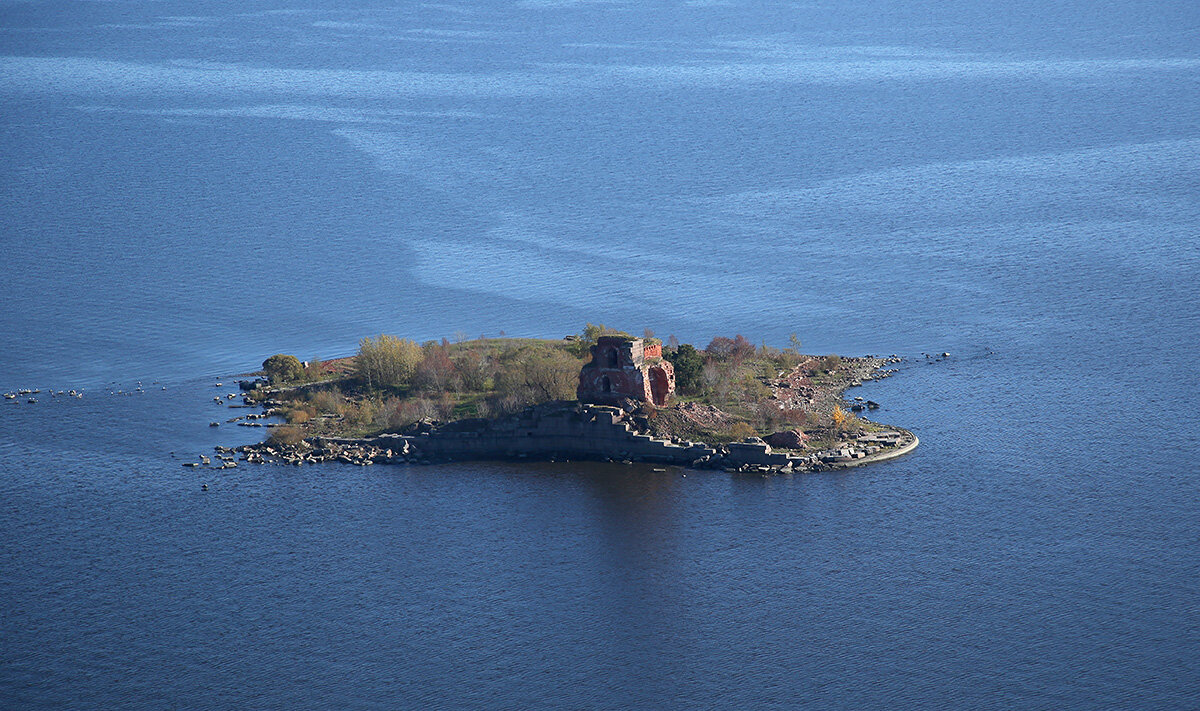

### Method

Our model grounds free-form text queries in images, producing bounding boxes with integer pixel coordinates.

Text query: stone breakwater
[215,401,917,475]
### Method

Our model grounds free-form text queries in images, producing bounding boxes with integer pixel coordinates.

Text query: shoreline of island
[193,330,919,476]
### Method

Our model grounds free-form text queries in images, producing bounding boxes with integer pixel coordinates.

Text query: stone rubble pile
[767,356,901,413]
[230,439,414,467]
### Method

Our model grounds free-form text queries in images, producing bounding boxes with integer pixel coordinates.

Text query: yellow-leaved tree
[831,405,849,431]
[355,335,422,390]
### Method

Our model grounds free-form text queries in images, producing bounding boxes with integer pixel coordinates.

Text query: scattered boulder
[764,430,808,450]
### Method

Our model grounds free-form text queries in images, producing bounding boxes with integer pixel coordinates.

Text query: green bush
[727,421,757,441]
[738,375,771,402]
[262,354,303,384]
[665,343,704,394]
[569,323,632,358]
[453,349,491,391]
[309,387,343,415]
[494,344,582,404]
[302,358,325,381]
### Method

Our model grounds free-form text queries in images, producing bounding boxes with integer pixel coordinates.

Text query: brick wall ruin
[577,336,675,406]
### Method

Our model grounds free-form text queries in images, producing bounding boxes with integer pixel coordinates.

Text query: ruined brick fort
[251,335,917,472]
[577,336,675,407]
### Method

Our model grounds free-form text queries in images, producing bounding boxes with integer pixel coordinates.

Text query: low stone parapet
[240,404,916,476]
[725,439,792,467]
[386,402,717,466]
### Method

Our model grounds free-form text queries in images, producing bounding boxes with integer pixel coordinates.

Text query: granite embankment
[221,401,917,474]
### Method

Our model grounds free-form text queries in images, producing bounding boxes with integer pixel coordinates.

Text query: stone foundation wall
[332,404,915,474]
[383,403,716,465]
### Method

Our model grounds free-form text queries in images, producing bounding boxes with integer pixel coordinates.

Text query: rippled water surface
[2,1,1199,708]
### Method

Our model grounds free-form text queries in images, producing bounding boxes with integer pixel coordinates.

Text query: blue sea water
[2,0,1199,708]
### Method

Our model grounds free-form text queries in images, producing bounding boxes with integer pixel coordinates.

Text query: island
[206,326,917,475]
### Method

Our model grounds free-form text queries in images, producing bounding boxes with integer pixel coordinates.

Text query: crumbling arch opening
[649,366,670,406]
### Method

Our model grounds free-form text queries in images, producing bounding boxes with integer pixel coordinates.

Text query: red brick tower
[577,336,675,406]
